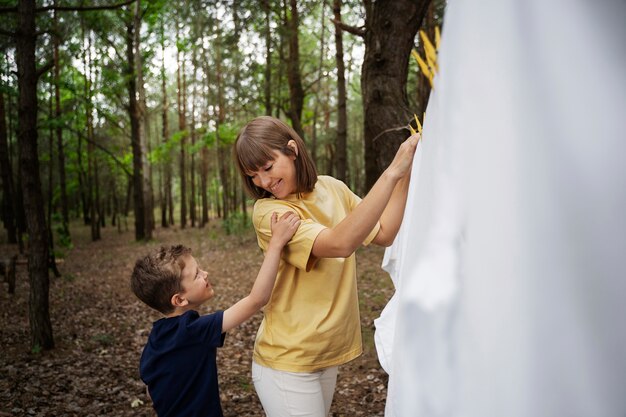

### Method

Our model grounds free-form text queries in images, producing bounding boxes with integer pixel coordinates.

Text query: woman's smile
[269,179,283,194]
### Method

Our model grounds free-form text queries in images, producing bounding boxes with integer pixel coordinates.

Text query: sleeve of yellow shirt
[253,200,326,271]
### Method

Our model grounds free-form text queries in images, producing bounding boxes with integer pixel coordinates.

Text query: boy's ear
[171,293,189,308]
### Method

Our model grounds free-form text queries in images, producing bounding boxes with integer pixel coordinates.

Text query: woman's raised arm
[311,133,419,258]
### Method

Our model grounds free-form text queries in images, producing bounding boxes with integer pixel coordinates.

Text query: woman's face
[248,148,297,199]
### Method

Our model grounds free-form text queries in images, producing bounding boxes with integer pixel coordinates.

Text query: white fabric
[375,0,626,416]
[251,361,338,417]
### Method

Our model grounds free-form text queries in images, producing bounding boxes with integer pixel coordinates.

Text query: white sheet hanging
[375,0,626,415]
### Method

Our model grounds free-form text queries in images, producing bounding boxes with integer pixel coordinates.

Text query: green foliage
[52,213,73,249]
[63,273,77,283]
[1,0,380,247]
[203,130,217,147]
[171,130,188,144]
[56,226,73,250]
[91,333,115,347]
[222,211,251,236]
[201,124,239,149]
[188,139,206,155]
[237,375,252,391]
[121,152,134,168]
[176,39,191,53]
[218,123,239,146]
[143,0,170,30]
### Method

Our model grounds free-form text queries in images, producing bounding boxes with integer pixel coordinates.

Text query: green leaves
[202,123,239,148]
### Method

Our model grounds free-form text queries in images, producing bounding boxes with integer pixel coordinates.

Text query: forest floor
[0,219,395,416]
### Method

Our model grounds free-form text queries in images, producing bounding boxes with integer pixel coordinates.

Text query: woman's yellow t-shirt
[251,175,380,372]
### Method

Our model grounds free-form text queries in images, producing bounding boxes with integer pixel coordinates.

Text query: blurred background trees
[0,0,445,349]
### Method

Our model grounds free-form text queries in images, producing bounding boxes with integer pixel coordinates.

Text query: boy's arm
[222,212,300,333]
[311,133,419,258]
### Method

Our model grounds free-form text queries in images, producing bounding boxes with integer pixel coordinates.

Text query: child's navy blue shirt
[140,310,226,417]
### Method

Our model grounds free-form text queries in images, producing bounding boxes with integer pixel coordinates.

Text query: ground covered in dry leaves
[0,221,395,416]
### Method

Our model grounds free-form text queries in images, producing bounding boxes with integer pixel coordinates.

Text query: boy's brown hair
[131,245,192,315]
[233,116,318,199]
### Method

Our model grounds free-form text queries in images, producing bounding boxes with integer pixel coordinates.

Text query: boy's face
[179,255,214,307]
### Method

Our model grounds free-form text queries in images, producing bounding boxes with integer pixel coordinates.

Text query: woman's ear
[171,293,189,308]
[287,139,299,157]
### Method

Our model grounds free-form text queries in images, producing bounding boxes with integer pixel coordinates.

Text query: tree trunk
[215,24,229,220]
[0,91,17,243]
[53,4,70,239]
[189,50,198,228]
[200,144,209,226]
[176,21,187,229]
[5,83,27,251]
[285,0,305,139]
[263,0,272,116]
[134,0,153,239]
[47,91,61,278]
[361,0,430,190]
[232,4,246,220]
[200,57,210,227]
[83,22,100,241]
[275,5,284,120]
[311,1,326,173]
[160,24,171,228]
[111,177,118,227]
[16,0,54,350]
[125,19,146,240]
[333,0,348,182]
[76,130,90,225]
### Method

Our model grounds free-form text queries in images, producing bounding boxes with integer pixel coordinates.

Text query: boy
[130,211,300,417]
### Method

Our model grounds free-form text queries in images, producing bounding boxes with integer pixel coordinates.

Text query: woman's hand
[386,133,420,181]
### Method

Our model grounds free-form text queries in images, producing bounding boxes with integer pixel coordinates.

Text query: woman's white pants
[252,361,338,417]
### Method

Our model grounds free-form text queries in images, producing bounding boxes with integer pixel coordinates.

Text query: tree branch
[66,126,132,177]
[372,123,413,145]
[363,0,372,21]
[330,18,366,37]
[0,6,17,14]
[37,61,54,79]
[36,0,135,13]
[94,31,126,64]
[0,28,16,37]
[35,29,55,37]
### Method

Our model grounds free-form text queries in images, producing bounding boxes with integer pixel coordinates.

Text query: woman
[233,116,418,417]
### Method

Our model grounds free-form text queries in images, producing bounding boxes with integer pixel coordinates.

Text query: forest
[1,0,444,415]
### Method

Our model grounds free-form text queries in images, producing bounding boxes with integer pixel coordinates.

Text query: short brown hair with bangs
[233,116,318,199]
[130,245,192,314]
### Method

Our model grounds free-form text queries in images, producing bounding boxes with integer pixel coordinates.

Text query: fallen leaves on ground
[0,221,394,416]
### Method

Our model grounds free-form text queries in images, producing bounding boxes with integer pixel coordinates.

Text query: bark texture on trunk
[286,0,305,139]
[16,0,54,350]
[334,0,348,182]
[361,0,430,190]
[126,20,146,240]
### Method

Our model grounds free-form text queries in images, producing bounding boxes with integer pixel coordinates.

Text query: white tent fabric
[374,0,626,416]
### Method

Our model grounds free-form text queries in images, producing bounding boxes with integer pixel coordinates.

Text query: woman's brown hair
[233,116,318,199]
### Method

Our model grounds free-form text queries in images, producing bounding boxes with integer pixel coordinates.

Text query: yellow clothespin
[420,30,438,74]
[414,114,422,134]
[411,49,433,88]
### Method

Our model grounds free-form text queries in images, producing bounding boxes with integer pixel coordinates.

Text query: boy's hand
[270,211,300,247]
